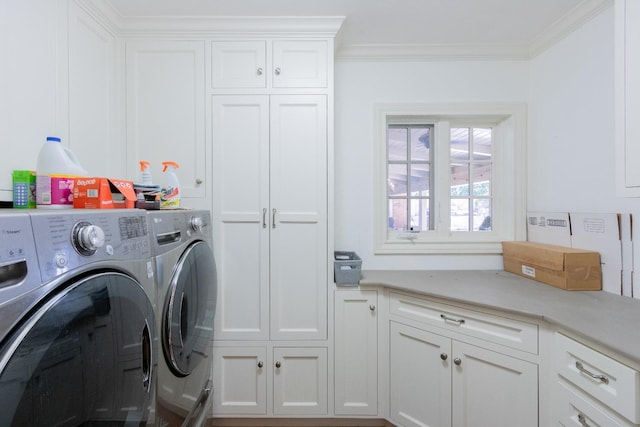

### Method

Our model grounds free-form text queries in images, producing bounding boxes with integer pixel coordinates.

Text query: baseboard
[207,417,395,427]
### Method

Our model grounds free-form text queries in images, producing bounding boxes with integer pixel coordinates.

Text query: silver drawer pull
[575,361,609,384]
[440,314,465,325]
[578,413,591,427]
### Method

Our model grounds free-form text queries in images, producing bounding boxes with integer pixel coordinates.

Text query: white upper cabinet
[125,40,207,204]
[211,41,267,88]
[272,40,328,88]
[211,40,328,89]
[616,0,640,196]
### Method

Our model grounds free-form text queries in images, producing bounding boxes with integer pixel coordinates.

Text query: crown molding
[77,3,344,39]
[528,0,613,57]
[336,0,613,61]
[335,43,531,62]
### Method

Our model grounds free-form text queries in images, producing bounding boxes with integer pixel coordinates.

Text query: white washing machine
[0,209,157,426]
[148,210,217,427]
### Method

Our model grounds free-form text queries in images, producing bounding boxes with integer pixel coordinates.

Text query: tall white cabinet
[210,37,334,418]
[212,94,328,342]
[616,0,640,196]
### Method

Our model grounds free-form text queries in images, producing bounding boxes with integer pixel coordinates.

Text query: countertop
[360,270,640,365]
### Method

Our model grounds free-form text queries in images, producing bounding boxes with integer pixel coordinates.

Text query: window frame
[374,102,527,254]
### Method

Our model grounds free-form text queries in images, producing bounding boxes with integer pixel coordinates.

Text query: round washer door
[162,241,217,377]
[0,272,155,427]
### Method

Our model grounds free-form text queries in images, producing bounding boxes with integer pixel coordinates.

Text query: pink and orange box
[73,177,137,209]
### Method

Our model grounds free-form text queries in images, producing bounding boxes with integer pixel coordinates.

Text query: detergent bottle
[160,161,181,208]
[36,136,88,209]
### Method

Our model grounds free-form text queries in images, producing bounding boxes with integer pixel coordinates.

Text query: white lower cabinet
[334,290,378,416]
[213,347,267,415]
[552,332,640,426]
[273,347,328,415]
[212,346,327,416]
[389,320,538,427]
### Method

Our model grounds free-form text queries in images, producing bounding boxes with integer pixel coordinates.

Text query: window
[374,103,526,254]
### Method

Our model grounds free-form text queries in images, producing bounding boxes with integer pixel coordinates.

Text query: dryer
[0,209,157,426]
[149,210,217,427]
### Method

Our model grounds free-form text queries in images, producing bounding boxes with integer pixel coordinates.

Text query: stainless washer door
[162,241,217,377]
[0,272,155,427]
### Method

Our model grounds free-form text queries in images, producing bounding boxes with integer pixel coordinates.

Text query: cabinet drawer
[556,382,631,427]
[389,292,538,354]
[554,333,640,424]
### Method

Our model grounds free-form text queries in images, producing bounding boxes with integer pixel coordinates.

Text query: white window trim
[374,102,527,254]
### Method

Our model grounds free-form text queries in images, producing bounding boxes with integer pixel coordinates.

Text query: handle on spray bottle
[139,160,150,172]
[162,161,180,172]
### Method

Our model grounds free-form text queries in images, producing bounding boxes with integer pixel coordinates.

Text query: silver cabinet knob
[257,67,263,75]
[195,178,203,185]
[274,67,281,75]
[275,361,281,368]
[454,357,462,366]
[257,361,264,368]
[369,305,376,311]
[440,353,448,361]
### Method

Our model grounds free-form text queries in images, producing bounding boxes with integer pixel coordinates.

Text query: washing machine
[148,210,217,427]
[0,209,157,426]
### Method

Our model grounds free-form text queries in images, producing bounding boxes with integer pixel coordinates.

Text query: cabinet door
[334,290,378,416]
[125,40,206,201]
[451,341,538,427]
[273,347,328,415]
[212,95,270,341]
[616,0,640,195]
[269,95,327,340]
[68,2,121,179]
[211,41,267,88]
[212,347,267,415]
[272,40,328,88]
[389,322,452,427]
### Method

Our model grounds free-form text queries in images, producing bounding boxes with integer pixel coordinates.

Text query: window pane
[410,128,430,161]
[411,164,430,196]
[388,128,407,161]
[474,199,492,231]
[451,128,469,161]
[472,164,491,196]
[451,163,469,196]
[450,199,469,231]
[388,164,407,196]
[473,128,492,161]
[388,199,407,230]
[410,198,431,231]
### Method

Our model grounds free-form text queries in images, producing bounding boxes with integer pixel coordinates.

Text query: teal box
[12,170,36,208]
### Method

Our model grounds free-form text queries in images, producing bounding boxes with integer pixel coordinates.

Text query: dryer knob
[190,216,204,232]
[75,224,106,254]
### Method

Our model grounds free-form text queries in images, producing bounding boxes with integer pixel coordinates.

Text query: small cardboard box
[502,241,602,291]
[73,177,137,209]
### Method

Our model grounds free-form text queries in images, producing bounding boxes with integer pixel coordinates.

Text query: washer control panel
[0,211,41,303]
[28,210,151,282]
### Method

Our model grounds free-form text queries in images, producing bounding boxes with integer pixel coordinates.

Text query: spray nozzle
[139,160,151,172]
[162,161,180,172]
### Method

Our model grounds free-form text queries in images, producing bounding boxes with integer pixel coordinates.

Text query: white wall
[528,4,639,214]
[0,0,65,201]
[334,60,529,269]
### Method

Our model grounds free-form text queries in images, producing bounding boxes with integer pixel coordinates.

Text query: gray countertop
[360,269,640,365]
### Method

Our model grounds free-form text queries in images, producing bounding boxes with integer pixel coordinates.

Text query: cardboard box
[73,177,137,209]
[502,241,602,291]
[526,211,572,247]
